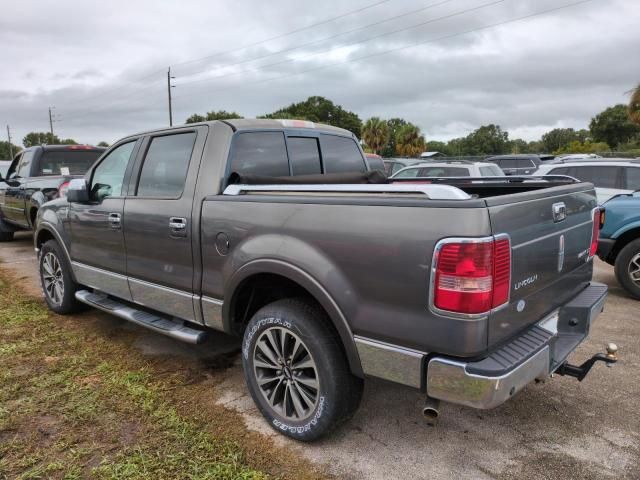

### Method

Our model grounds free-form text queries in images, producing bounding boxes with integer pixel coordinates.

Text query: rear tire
[614,238,640,300]
[39,239,83,314]
[0,230,14,242]
[242,298,363,442]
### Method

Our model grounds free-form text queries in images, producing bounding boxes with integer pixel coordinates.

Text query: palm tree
[629,83,640,125]
[395,124,426,157]
[362,117,390,154]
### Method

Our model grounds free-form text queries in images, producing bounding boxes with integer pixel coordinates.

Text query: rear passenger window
[137,132,196,198]
[287,137,321,176]
[418,166,469,177]
[320,135,366,174]
[566,166,619,188]
[229,132,289,177]
[624,167,640,190]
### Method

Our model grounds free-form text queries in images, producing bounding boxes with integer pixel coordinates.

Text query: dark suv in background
[485,154,542,175]
[0,144,105,240]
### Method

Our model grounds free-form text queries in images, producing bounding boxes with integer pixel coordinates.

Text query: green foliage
[97,141,110,147]
[425,140,451,155]
[0,141,21,159]
[541,128,581,152]
[380,118,408,157]
[461,124,510,156]
[589,104,640,148]
[361,117,390,154]
[262,96,362,136]
[60,138,78,145]
[185,110,243,124]
[553,140,611,155]
[395,124,426,157]
[22,132,59,147]
[629,84,640,125]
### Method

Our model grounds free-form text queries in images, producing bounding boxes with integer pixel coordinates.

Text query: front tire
[0,231,14,242]
[614,238,640,300]
[242,298,363,442]
[39,239,83,314]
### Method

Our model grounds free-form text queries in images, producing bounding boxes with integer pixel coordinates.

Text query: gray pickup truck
[34,119,617,441]
[0,144,105,241]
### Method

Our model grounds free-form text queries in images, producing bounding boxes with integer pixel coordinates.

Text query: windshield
[37,150,103,176]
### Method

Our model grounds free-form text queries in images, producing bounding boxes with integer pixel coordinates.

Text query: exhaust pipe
[422,397,440,426]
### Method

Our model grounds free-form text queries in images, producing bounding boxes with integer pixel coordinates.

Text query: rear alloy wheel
[614,238,640,299]
[253,327,320,421]
[39,239,84,314]
[242,298,363,441]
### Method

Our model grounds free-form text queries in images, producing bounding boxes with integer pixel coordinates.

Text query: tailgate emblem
[552,202,566,222]
[558,234,565,272]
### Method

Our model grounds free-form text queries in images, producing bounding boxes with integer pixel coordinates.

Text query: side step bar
[75,290,207,344]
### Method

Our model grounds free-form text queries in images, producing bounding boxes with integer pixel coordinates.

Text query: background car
[597,191,640,299]
[535,160,640,204]
[364,153,385,173]
[382,158,421,176]
[485,154,541,175]
[0,160,11,177]
[391,160,505,179]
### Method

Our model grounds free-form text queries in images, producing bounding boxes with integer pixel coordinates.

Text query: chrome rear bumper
[426,282,608,409]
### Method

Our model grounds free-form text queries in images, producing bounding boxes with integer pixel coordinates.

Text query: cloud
[1,0,639,146]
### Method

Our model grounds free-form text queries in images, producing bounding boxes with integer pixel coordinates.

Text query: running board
[75,290,207,344]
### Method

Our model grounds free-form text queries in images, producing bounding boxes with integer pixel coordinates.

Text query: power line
[173,0,506,94]
[174,0,456,83]
[174,0,596,105]
[171,0,395,70]
[59,0,394,110]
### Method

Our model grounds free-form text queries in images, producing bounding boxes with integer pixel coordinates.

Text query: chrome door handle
[169,217,187,230]
[108,212,121,229]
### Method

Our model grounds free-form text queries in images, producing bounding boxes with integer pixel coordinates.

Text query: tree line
[0,133,110,160]
[186,85,640,157]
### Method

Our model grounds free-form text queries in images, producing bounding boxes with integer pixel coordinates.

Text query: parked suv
[34,119,615,441]
[391,160,504,178]
[597,191,640,299]
[485,154,541,175]
[0,145,105,240]
[535,160,640,204]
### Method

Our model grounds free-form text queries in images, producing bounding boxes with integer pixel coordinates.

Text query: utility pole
[167,67,176,126]
[48,107,55,144]
[6,125,13,159]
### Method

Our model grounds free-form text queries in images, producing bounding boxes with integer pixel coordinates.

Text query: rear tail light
[58,181,70,199]
[432,236,511,315]
[590,208,601,257]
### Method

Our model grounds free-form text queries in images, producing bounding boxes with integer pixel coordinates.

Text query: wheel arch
[224,259,363,377]
[609,226,640,263]
[34,223,77,282]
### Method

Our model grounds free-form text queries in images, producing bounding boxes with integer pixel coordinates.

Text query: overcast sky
[1,0,639,147]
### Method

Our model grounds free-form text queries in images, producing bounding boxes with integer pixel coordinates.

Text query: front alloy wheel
[42,252,65,306]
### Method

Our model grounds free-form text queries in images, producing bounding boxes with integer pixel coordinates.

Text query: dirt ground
[1,231,638,479]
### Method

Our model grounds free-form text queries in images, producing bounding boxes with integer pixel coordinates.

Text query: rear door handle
[108,212,121,229]
[169,217,188,237]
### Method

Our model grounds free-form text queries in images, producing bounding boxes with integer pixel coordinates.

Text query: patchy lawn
[0,268,327,480]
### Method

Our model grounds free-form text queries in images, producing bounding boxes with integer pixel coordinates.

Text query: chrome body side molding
[128,276,196,323]
[71,262,132,301]
[354,336,425,389]
[202,296,224,331]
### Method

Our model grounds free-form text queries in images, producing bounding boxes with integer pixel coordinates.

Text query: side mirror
[66,178,90,203]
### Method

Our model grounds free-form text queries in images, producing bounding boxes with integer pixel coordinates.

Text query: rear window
[229,132,289,177]
[495,158,534,169]
[288,137,321,176]
[479,165,504,176]
[624,167,640,190]
[552,166,620,189]
[320,135,366,174]
[394,167,420,178]
[418,166,470,177]
[38,150,102,176]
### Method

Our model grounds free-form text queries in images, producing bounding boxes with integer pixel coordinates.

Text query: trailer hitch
[556,343,618,382]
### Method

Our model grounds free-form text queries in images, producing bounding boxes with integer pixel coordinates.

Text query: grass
[0,268,327,480]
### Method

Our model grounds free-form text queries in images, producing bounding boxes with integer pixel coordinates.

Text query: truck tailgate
[486,184,597,346]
